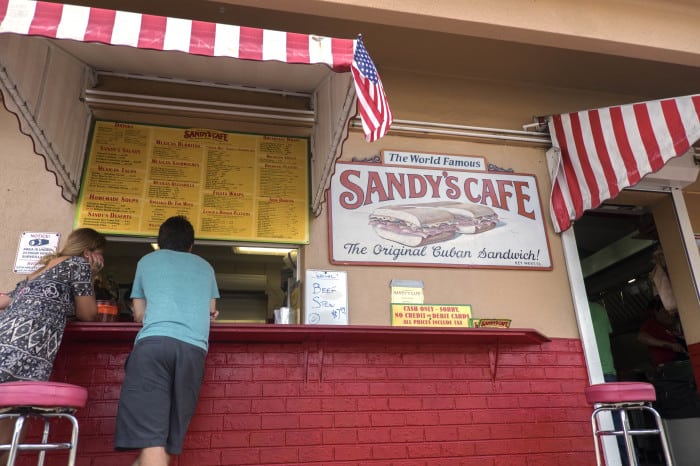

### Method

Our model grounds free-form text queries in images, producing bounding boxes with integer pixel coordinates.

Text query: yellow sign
[391,303,472,327]
[75,121,309,243]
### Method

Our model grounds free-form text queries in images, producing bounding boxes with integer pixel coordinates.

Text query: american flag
[548,94,700,232]
[351,35,393,142]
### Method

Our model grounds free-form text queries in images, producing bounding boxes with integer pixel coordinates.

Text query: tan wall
[213,0,700,67]
[303,124,578,336]
[0,103,76,291]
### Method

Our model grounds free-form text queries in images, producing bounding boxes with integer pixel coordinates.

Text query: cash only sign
[328,150,552,269]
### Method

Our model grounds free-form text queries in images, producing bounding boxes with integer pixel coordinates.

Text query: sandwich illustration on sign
[368,201,499,247]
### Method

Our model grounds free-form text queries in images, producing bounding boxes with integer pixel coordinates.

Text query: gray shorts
[114,336,206,454]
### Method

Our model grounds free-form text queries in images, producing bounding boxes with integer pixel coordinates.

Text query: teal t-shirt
[131,249,219,351]
[589,301,615,376]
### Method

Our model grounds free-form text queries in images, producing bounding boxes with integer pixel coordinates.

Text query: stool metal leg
[642,406,673,466]
[590,407,606,466]
[619,408,638,466]
[37,417,51,466]
[1,411,81,466]
[6,415,26,466]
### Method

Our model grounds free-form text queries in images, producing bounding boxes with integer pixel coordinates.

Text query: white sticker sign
[304,270,348,325]
[14,232,60,274]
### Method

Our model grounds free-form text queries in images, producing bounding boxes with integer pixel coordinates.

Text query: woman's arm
[0,293,10,311]
[74,295,98,321]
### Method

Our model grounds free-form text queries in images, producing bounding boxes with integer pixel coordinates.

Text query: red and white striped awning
[547,94,700,233]
[0,0,392,141]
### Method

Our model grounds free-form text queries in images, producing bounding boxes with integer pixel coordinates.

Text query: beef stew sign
[328,158,552,269]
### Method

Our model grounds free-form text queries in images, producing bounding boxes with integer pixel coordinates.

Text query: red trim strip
[189,19,216,56]
[28,1,62,37]
[660,99,690,158]
[588,109,620,200]
[84,7,116,43]
[137,14,166,50]
[286,32,310,64]
[633,103,663,172]
[238,26,263,60]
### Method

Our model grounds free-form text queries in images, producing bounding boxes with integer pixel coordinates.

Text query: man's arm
[132,298,146,323]
[209,299,219,321]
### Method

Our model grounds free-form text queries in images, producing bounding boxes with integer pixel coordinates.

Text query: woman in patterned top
[0,227,106,457]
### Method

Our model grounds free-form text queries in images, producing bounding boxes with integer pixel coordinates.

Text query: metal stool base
[0,409,80,466]
[591,401,673,466]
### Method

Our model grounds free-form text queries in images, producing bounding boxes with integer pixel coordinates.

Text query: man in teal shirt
[115,216,219,466]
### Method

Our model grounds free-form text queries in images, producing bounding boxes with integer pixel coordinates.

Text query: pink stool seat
[585,382,656,404]
[0,381,88,410]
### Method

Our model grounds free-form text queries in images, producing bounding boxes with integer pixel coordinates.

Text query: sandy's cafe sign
[328,151,552,269]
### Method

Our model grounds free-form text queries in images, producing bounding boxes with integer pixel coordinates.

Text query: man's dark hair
[157,216,195,252]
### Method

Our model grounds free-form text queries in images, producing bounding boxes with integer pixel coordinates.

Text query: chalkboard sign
[304,270,348,325]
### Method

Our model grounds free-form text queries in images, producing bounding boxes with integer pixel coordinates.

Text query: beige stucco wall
[0,104,76,291]
[8,0,700,340]
[304,131,577,337]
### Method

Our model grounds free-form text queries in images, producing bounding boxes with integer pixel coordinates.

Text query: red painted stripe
[0,0,10,25]
[238,26,262,60]
[286,32,310,64]
[660,98,690,160]
[28,1,63,37]
[84,7,116,44]
[189,20,215,56]
[588,110,620,200]
[331,37,354,71]
[551,114,585,226]
[633,103,664,172]
[137,14,166,50]
[692,96,700,124]
[609,106,641,186]
[569,112,601,210]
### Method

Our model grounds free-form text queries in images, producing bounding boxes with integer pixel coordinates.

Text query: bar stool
[585,381,673,466]
[0,381,88,466]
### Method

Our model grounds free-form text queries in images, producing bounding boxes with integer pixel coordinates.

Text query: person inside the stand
[637,297,688,367]
[114,216,219,466]
[589,299,629,465]
[0,228,106,462]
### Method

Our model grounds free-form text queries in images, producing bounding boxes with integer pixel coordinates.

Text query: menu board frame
[75,120,310,244]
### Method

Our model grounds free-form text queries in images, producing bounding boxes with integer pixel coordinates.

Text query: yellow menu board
[75,121,309,243]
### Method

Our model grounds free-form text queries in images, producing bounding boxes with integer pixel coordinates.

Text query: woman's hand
[84,250,104,274]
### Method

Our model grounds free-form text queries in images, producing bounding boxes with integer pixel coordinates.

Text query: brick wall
[18,337,595,466]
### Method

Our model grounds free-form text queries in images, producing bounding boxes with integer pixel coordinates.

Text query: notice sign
[328,160,552,269]
[14,232,60,274]
[75,121,309,243]
[391,303,472,327]
[304,270,348,325]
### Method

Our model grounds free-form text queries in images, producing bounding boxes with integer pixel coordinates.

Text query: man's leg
[134,446,170,466]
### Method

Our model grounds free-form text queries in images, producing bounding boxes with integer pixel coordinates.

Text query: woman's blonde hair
[39,228,106,265]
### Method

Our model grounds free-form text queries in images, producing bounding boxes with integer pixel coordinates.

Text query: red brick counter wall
[28,337,594,466]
